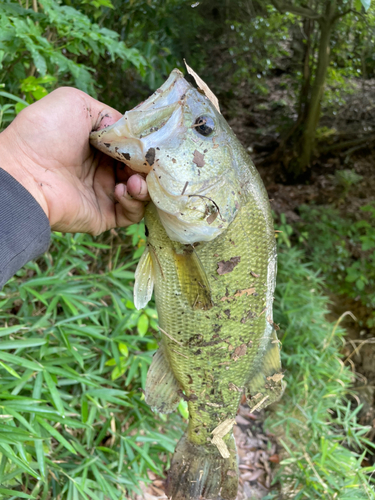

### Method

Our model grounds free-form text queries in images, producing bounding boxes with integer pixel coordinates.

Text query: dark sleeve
[0,168,51,289]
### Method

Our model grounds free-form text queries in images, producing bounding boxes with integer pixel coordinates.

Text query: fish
[90,68,285,500]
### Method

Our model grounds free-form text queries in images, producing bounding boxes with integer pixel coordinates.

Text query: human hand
[0,87,150,235]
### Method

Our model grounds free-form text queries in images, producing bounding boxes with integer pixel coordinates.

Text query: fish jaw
[89,103,184,174]
[89,69,190,173]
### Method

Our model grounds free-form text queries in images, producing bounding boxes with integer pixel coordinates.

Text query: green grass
[0,223,374,499]
[0,229,183,499]
[266,241,375,498]
[297,202,375,327]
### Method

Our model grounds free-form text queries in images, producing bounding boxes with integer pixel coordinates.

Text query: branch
[270,0,322,20]
[319,134,375,154]
[332,8,352,22]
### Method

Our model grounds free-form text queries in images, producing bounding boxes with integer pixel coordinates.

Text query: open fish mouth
[89,70,189,173]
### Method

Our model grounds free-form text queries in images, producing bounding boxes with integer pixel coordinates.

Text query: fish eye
[194,116,215,136]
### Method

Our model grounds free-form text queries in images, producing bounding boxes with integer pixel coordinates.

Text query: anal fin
[247,330,285,411]
[145,346,181,414]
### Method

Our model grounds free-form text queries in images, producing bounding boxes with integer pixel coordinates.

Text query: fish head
[90,69,243,244]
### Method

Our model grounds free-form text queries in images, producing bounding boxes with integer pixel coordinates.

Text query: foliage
[267,239,375,499]
[206,5,294,93]
[0,0,145,129]
[297,203,375,327]
[0,230,183,499]
[0,223,374,497]
[85,0,200,91]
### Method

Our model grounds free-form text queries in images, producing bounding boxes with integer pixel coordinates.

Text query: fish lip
[125,101,181,139]
[125,70,190,138]
[134,69,187,112]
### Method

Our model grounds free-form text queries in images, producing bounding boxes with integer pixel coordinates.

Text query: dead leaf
[193,149,205,168]
[184,60,221,113]
[235,414,251,425]
[232,343,247,361]
[206,211,218,224]
[228,382,242,392]
[212,418,237,438]
[268,454,280,464]
[267,315,280,330]
[249,395,269,413]
[217,257,241,275]
[266,373,284,383]
[211,435,230,458]
[241,469,265,482]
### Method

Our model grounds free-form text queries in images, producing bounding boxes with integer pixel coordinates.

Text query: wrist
[0,126,50,221]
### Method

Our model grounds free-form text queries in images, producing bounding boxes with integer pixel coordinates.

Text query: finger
[126,174,150,201]
[115,183,146,226]
[83,94,123,132]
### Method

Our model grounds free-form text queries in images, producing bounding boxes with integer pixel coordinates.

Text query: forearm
[0,134,51,288]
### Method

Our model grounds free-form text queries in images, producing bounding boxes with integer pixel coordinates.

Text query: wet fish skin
[90,69,284,500]
[140,161,282,499]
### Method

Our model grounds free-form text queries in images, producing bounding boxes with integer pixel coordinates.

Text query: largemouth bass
[90,69,284,500]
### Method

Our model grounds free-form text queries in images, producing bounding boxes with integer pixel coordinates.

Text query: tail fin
[166,432,238,500]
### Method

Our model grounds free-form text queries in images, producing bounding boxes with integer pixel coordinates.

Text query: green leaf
[15,101,29,114]
[137,314,149,336]
[356,278,365,291]
[0,325,28,337]
[0,338,47,350]
[81,395,89,423]
[361,0,371,10]
[0,360,21,378]
[36,417,77,455]
[178,400,189,420]
[0,444,39,479]
[0,488,36,499]
[0,91,28,105]
[118,342,129,357]
[43,371,65,416]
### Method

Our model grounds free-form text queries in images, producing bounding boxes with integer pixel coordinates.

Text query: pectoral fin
[134,245,155,310]
[173,246,212,310]
[247,330,285,411]
[145,347,181,413]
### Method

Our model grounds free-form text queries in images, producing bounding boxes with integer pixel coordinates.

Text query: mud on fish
[90,68,285,500]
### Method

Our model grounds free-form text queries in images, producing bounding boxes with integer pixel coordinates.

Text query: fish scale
[146,188,276,446]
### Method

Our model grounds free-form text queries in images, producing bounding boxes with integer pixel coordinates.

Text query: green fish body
[90,69,284,500]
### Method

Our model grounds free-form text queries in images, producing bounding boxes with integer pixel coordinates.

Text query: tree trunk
[297,18,313,122]
[297,1,336,173]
